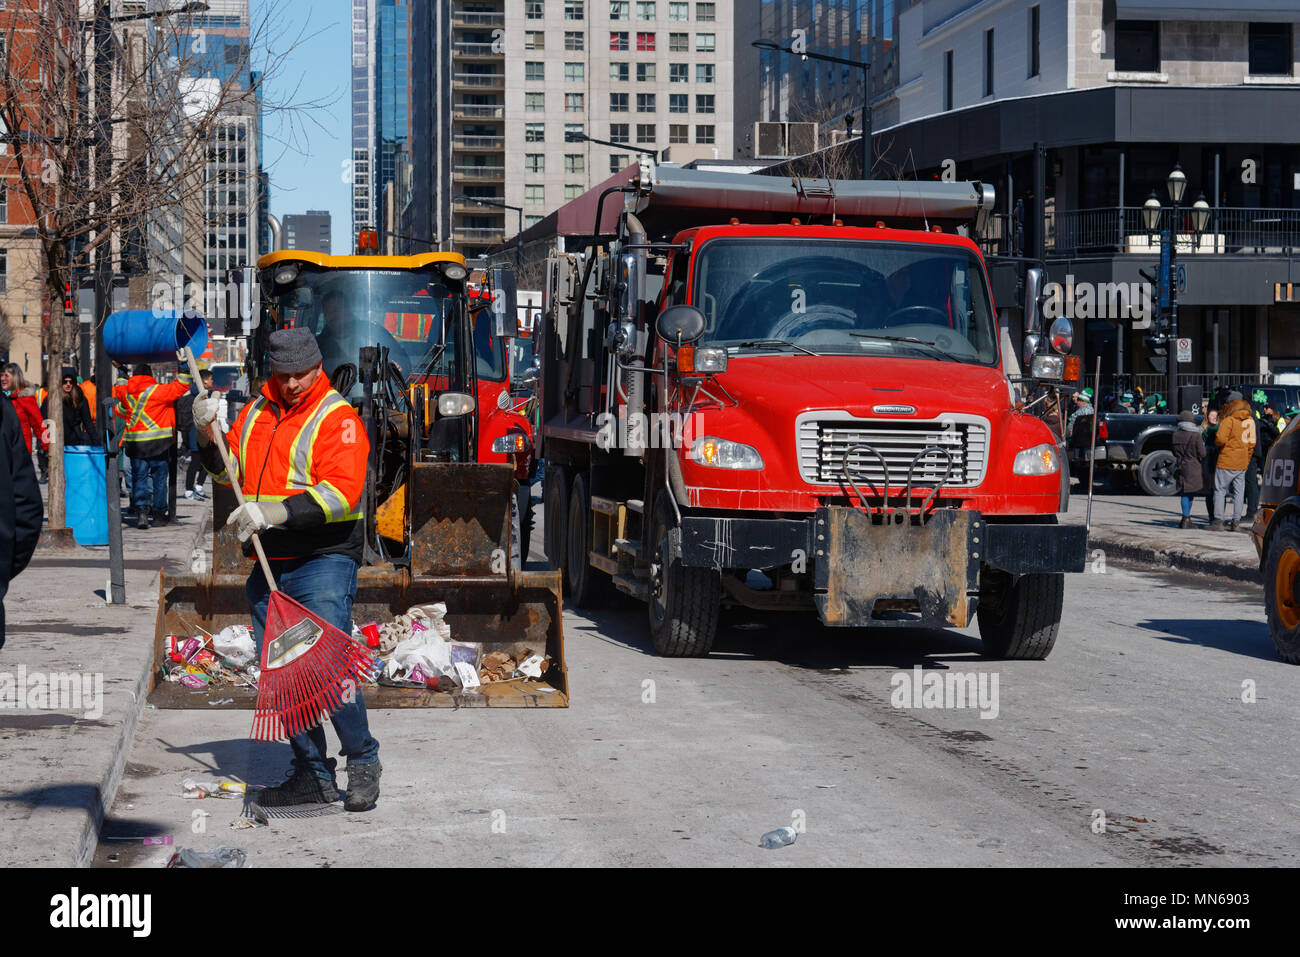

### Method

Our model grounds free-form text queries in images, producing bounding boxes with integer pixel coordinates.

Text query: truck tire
[510,490,522,572]
[1262,513,1300,664]
[648,493,719,657]
[566,473,606,608]
[1137,449,1177,496]
[976,566,1064,660]
[544,466,569,590]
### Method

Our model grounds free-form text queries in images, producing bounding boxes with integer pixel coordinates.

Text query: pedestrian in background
[1244,400,1282,523]
[1,364,47,483]
[177,369,225,501]
[0,393,43,648]
[41,367,97,448]
[1172,410,1206,529]
[1212,391,1257,532]
[1202,407,1220,523]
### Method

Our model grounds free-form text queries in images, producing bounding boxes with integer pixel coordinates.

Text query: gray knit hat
[1227,391,1243,402]
[267,327,323,373]
[1178,410,1196,422]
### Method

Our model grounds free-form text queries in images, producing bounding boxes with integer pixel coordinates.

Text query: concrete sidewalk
[1062,487,1262,583]
[0,487,210,867]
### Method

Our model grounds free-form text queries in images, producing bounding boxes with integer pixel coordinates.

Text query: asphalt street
[94,506,1292,868]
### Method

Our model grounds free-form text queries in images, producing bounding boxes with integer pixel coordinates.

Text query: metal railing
[454,227,505,241]
[453,9,503,25]
[454,41,499,56]
[453,134,505,149]
[453,72,504,87]
[1047,206,1300,256]
[453,164,506,179]
[453,104,504,119]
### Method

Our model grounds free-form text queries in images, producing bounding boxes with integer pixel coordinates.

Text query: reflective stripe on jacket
[113,372,191,459]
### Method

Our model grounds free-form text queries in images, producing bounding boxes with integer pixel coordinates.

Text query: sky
[254,0,353,253]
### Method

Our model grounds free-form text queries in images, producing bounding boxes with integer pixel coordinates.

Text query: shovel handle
[184,349,277,592]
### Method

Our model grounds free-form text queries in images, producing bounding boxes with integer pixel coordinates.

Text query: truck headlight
[491,431,531,454]
[1013,443,1060,475]
[1030,354,1065,380]
[687,436,763,470]
[437,392,476,417]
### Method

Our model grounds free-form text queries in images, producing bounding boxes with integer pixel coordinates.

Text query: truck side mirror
[491,266,519,338]
[1024,267,1045,335]
[656,305,706,345]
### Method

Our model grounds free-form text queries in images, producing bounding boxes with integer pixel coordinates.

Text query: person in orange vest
[113,361,192,529]
[79,376,98,424]
[193,327,381,812]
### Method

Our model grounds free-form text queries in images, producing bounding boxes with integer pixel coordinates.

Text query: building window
[610,153,629,172]
[636,31,655,51]
[636,123,656,143]
[984,28,994,96]
[669,62,688,83]
[524,31,544,50]
[1115,20,1159,73]
[525,91,545,111]
[695,93,714,113]
[566,61,585,82]
[611,61,629,81]
[610,31,629,50]
[610,123,630,143]
[669,31,688,52]
[668,1,687,20]
[1249,23,1292,76]
[669,92,688,113]
[669,123,688,144]
[525,123,545,142]
[696,63,713,83]
[0,249,6,294]
[566,92,585,112]
[565,184,584,200]
[610,0,628,19]
[565,31,585,51]
[525,184,545,205]
[564,0,584,20]
[696,2,714,20]
[637,92,656,112]
[637,62,656,81]
[695,32,714,52]
[525,153,545,173]
[525,61,545,81]
[526,0,544,19]
[610,92,629,112]
[695,124,714,144]
[526,214,544,228]
[1028,5,1040,77]
[565,154,585,173]
[0,185,6,224]
[943,50,953,110]
[565,122,585,140]
[637,1,655,19]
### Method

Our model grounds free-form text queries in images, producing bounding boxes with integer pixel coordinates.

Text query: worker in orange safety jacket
[114,362,191,529]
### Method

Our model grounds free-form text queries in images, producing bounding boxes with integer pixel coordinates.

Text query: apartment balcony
[453,164,506,182]
[453,200,506,215]
[453,133,505,150]
[453,226,506,244]
[452,103,505,121]
[454,41,502,60]
[452,8,503,28]
[997,207,1300,258]
[453,71,504,90]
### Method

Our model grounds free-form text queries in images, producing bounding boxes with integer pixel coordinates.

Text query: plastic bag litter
[181,778,246,800]
[166,846,248,868]
[386,627,455,683]
[212,624,256,668]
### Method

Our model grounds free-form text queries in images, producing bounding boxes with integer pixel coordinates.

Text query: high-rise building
[283,211,333,254]
[405,1,453,253]
[352,0,410,247]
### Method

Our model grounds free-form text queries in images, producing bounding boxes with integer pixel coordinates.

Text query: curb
[1086,531,1262,585]
[71,518,211,868]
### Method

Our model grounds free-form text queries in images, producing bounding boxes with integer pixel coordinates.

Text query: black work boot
[255,759,340,807]
[137,507,151,530]
[345,760,382,812]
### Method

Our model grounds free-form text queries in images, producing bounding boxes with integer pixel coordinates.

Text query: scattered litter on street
[181,778,249,800]
[165,846,248,868]
[758,826,798,849]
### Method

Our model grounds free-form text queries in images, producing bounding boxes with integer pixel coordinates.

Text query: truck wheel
[1137,450,1177,496]
[543,466,569,589]
[1262,513,1300,664]
[976,566,1064,660]
[566,473,606,608]
[648,493,719,657]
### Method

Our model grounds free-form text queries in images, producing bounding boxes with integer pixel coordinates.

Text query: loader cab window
[661,250,689,307]
[692,238,999,366]
[473,307,508,383]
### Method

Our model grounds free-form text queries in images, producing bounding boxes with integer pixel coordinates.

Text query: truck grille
[797,416,989,488]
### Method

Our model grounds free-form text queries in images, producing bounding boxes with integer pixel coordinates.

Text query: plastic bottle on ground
[759,826,798,849]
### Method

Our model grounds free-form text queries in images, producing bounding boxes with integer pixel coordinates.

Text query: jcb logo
[1269,458,1295,489]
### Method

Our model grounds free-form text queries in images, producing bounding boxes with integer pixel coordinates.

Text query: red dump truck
[537,163,1086,658]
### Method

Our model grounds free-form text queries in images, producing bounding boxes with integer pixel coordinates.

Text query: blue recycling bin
[103,309,208,364]
[64,446,108,546]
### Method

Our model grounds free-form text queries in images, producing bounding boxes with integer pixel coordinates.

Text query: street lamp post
[565,130,658,164]
[457,194,524,265]
[752,38,871,178]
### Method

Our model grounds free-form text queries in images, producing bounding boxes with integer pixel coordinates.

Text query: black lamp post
[457,194,523,265]
[752,38,871,178]
[565,130,658,164]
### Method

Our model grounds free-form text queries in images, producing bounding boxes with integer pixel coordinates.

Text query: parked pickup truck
[1068,411,1184,496]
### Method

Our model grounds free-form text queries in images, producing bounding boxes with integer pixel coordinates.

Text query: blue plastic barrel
[103,310,208,364]
[64,446,108,546]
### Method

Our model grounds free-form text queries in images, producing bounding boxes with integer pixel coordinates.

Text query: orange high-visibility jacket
[113,371,192,459]
[206,371,370,562]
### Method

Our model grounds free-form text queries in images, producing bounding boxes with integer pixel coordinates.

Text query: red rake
[183,348,376,743]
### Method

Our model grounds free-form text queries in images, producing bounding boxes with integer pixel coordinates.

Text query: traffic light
[63,282,74,315]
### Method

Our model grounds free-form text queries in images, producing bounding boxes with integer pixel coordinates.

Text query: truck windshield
[692,238,999,365]
[268,267,461,390]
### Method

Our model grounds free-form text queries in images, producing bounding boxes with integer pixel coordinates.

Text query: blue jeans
[129,456,169,512]
[1181,494,1195,517]
[246,553,380,781]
